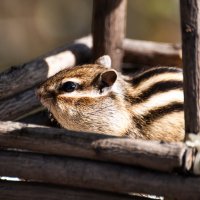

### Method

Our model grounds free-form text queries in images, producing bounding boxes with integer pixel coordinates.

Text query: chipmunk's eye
[59,81,78,93]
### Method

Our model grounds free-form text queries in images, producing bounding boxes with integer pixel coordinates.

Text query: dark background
[0,0,180,72]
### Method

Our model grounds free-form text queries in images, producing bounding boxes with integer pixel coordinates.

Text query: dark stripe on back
[131,67,182,87]
[141,102,183,126]
[126,80,183,104]
[132,102,184,133]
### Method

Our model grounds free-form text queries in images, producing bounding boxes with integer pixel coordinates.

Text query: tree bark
[92,0,127,71]
[0,121,194,173]
[180,0,200,135]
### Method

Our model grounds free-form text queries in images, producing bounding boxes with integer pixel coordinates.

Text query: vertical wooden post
[92,0,127,71]
[180,0,200,136]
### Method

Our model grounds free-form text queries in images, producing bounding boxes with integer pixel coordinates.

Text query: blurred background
[0,0,180,72]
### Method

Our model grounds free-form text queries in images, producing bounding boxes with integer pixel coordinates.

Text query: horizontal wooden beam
[0,88,39,121]
[0,180,144,200]
[123,39,182,67]
[0,36,182,101]
[0,150,199,199]
[0,121,193,172]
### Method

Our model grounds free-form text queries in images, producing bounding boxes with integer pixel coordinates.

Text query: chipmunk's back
[125,67,184,141]
[37,55,184,142]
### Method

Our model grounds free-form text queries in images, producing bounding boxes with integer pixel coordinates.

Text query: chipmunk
[36,55,184,142]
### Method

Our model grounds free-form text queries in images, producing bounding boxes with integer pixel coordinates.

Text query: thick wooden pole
[92,0,127,71]
[180,0,200,135]
[0,121,194,172]
[0,181,142,200]
[0,150,200,199]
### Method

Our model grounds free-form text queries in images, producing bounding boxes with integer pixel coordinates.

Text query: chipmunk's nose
[35,85,56,101]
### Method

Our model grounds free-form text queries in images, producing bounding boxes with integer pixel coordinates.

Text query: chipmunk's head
[36,55,131,135]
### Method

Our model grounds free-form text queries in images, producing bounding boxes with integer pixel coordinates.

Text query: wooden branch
[180,0,200,135]
[0,88,40,120]
[0,36,92,101]
[0,121,194,172]
[123,39,182,67]
[92,0,127,71]
[0,150,199,199]
[0,181,145,200]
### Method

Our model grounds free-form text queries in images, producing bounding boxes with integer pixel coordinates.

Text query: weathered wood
[180,0,200,135]
[0,37,182,102]
[0,36,92,101]
[0,88,40,120]
[92,0,127,71]
[124,39,182,67]
[0,181,145,200]
[0,121,193,172]
[0,150,199,199]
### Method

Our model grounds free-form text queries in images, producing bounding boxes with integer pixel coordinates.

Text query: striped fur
[37,64,184,142]
[124,67,184,141]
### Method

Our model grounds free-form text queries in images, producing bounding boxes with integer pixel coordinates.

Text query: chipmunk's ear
[95,55,111,68]
[100,70,117,87]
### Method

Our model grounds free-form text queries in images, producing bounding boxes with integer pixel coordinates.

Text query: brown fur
[36,64,184,142]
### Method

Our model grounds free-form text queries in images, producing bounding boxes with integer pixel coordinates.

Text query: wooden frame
[0,0,200,199]
[180,0,200,135]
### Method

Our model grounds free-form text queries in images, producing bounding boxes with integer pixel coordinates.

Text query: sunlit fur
[37,64,184,142]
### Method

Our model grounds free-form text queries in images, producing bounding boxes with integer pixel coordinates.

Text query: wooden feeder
[0,0,200,199]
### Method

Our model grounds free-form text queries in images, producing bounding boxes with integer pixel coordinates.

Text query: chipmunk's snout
[35,87,42,100]
[35,85,45,100]
[35,85,56,105]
